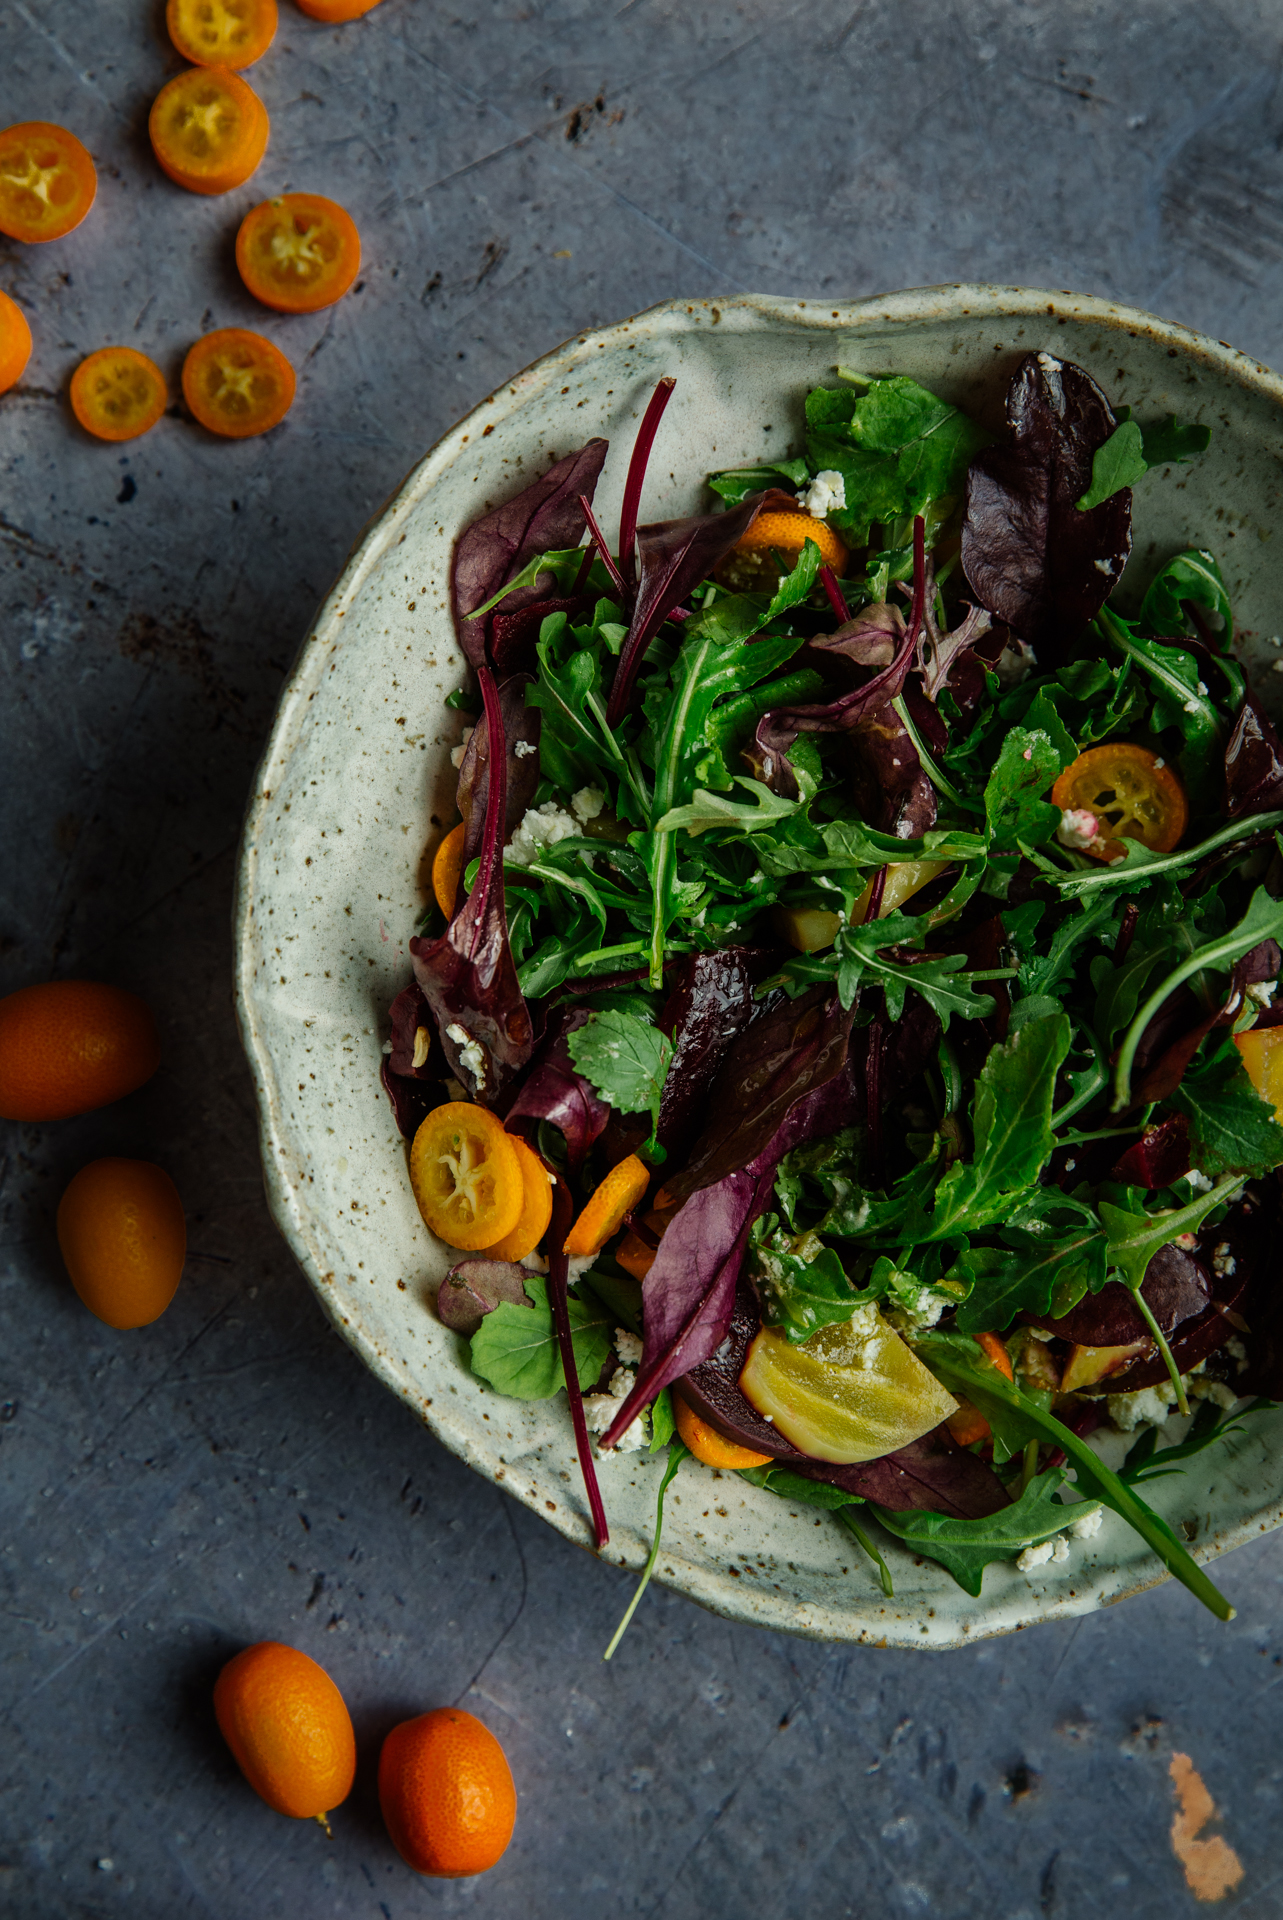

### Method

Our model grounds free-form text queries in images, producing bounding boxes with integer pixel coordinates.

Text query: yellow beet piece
[775,906,842,954]
[739,1308,957,1464]
[852,859,950,924]
[1235,1026,1283,1123]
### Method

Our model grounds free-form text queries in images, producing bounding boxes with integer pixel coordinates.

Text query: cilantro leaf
[469,1275,612,1400]
[1167,1043,1283,1178]
[872,1469,1089,1597]
[1076,419,1148,511]
[984,727,1062,850]
[567,1008,673,1130]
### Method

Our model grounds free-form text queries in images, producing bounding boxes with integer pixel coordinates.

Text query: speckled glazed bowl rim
[234,286,1283,1646]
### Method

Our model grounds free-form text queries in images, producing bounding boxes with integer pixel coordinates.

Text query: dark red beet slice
[676,1285,1010,1518]
[1103,1203,1261,1393]
[1046,1242,1212,1348]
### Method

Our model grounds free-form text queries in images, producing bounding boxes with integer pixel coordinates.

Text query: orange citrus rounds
[215,1643,356,1825]
[0,980,160,1121]
[673,1393,772,1470]
[0,290,32,393]
[58,1158,186,1329]
[149,67,269,196]
[0,122,97,243]
[71,348,168,442]
[167,0,279,68]
[236,193,361,313]
[183,328,295,437]
[296,0,384,18]
[379,1709,516,1878]
[410,1103,523,1251]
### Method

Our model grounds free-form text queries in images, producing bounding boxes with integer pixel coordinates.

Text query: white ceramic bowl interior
[234,288,1283,1648]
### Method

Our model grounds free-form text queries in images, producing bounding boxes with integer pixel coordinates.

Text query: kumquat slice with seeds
[410,1102,524,1252]
[1050,741,1188,864]
[236,192,361,314]
[182,327,295,438]
[167,0,278,68]
[70,348,168,443]
[149,67,268,196]
[0,122,96,243]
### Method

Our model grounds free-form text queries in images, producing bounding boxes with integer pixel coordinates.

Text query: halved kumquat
[0,122,97,243]
[297,0,384,19]
[410,1102,524,1251]
[70,348,168,442]
[477,1134,552,1263]
[167,0,278,68]
[673,1393,772,1470]
[236,193,361,313]
[183,327,295,438]
[563,1152,650,1259]
[149,67,268,196]
[0,290,32,393]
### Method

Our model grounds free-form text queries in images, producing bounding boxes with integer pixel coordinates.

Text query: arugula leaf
[925,1013,1072,1240]
[527,613,650,822]
[1120,1395,1271,1484]
[1140,547,1233,650]
[831,910,1003,1030]
[1017,894,1119,1001]
[1098,607,1225,807]
[653,776,801,838]
[567,1009,673,1131]
[706,457,811,505]
[1076,419,1148,511]
[984,727,1062,850]
[758,818,987,880]
[1099,1174,1243,1295]
[1167,1042,1283,1178]
[913,1331,1234,1620]
[1141,417,1212,469]
[739,1462,862,1508]
[468,546,587,619]
[649,1386,675,1452]
[470,1275,612,1400]
[762,537,823,623]
[872,1469,1091,1597]
[1050,812,1283,902]
[953,1204,1107,1333]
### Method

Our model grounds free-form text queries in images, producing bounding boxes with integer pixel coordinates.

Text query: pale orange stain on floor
[1169,1752,1245,1902]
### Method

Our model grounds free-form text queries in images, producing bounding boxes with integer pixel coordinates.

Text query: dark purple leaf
[503,1005,612,1172]
[606,493,767,726]
[748,611,918,799]
[491,593,594,679]
[455,672,541,882]
[380,981,442,1139]
[546,1176,609,1547]
[807,602,904,683]
[675,1284,1010,1517]
[1132,940,1281,1105]
[960,352,1132,665]
[381,1057,437,1141]
[1111,1114,1191,1189]
[655,946,783,1165]
[410,668,534,1107]
[436,1258,534,1336]
[916,594,994,703]
[451,440,608,668]
[618,376,676,588]
[1225,692,1283,819]
[1105,1237,1254,1392]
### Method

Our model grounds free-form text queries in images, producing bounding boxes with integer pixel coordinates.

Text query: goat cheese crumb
[566,1253,598,1282]
[1051,1534,1071,1563]
[796,469,847,517]
[514,738,537,758]
[571,785,605,824]
[583,1366,648,1452]
[450,725,475,769]
[1057,807,1103,851]
[1070,1506,1104,1540]
[1248,978,1277,1009]
[1189,1375,1239,1410]
[1108,1382,1176,1432]
[1184,1168,1214,1194]
[886,1288,946,1336]
[445,1023,487,1089]
[505,800,580,866]
[1017,1540,1056,1572]
[1212,1241,1237,1279]
[614,1327,643,1367]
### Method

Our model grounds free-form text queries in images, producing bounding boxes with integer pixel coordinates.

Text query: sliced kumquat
[236,192,361,313]
[1235,1025,1283,1123]
[673,1393,772,1470]
[717,509,847,592]
[0,290,32,393]
[975,1329,1014,1379]
[1051,742,1188,864]
[182,328,295,438]
[476,1135,553,1263]
[296,0,384,19]
[431,823,467,917]
[0,122,97,243]
[410,1102,524,1252]
[946,1400,991,1448]
[564,1153,650,1259]
[70,348,168,443]
[167,0,278,67]
[149,67,268,196]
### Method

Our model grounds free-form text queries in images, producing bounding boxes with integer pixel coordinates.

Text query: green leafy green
[1120,1395,1272,1484]
[923,1013,1072,1241]
[470,1276,612,1400]
[706,457,811,505]
[469,545,588,619]
[1141,548,1232,649]
[1141,417,1213,469]
[953,1197,1107,1333]
[1168,1043,1283,1178]
[872,1469,1092,1597]
[1076,420,1148,510]
[567,1009,673,1132]
[832,909,1006,1030]
[653,776,801,838]
[984,728,1062,850]
[803,376,989,545]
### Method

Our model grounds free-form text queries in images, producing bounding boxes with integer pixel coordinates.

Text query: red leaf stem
[819,564,851,625]
[618,376,676,586]
[546,1176,609,1548]
[578,494,629,600]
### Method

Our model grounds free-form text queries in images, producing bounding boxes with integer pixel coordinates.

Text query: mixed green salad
[383,352,1283,1634]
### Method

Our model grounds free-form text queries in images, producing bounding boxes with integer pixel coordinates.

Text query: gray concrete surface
[5,2,1283,1915]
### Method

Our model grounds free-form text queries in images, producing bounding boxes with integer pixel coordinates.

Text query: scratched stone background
[4,1,1283,1915]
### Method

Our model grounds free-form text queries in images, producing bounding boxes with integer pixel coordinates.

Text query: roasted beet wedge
[676,1285,1010,1518]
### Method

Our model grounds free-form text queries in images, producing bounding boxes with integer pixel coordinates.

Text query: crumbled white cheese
[1070,1506,1104,1540]
[1108,1382,1176,1432]
[571,785,605,823]
[514,738,537,758]
[615,1327,644,1367]
[1184,1168,1214,1194]
[505,800,580,866]
[1197,680,1209,696]
[1248,979,1277,1009]
[994,639,1036,686]
[566,1253,598,1282]
[1189,1376,1238,1410]
[1173,1232,1198,1250]
[886,1288,946,1336]
[445,1022,487,1090]
[583,1365,649,1452]
[1057,807,1104,851]
[1212,1241,1237,1279]
[450,725,475,770]
[1273,659,1283,676]
[1026,1327,1056,1343]
[796,469,847,517]
[1017,1540,1056,1571]
[1051,1534,1071,1563]
[1094,558,1116,575]
[1184,698,1202,714]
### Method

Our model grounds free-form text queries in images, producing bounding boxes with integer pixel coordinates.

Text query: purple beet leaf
[381,980,442,1139]
[451,440,608,668]
[503,1005,612,1171]
[410,667,534,1107]
[655,946,781,1165]
[491,594,594,679]
[436,1257,534,1336]
[1225,692,1283,819]
[606,493,768,726]
[1111,1113,1191,1190]
[960,352,1132,664]
[455,672,541,883]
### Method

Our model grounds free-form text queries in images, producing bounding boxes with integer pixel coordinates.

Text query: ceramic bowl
[234,287,1283,1648]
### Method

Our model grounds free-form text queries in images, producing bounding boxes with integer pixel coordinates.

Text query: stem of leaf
[838,1509,894,1597]
[1049,1041,1108,1130]
[890,696,985,815]
[617,377,676,590]
[1020,1438,1040,1496]
[602,1442,688,1659]
[1129,1286,1190,1416]
[937,1036,963,1116]
[819,564,851,624]
[1051,810,1283,898]
[546,1179,609,1549]
[578,494,629,600]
